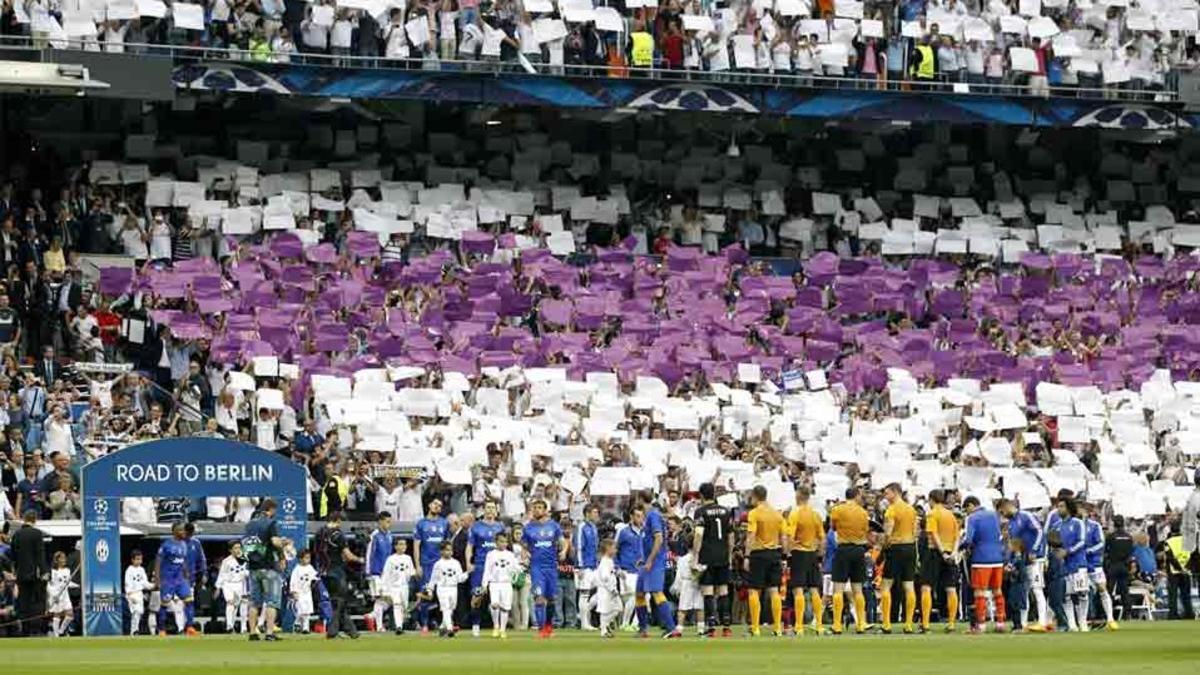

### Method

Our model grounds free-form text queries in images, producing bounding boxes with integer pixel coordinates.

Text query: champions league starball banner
[81,438,308,637]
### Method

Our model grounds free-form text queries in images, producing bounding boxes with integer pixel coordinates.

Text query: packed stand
[2,119,1200,634]
[0,0,1197,96]
[0,120,1196,525]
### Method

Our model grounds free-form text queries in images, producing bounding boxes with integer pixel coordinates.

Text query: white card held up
[733,34,756,69]
[1103,59,1130,84]
[136,0,168,18]
[682,14,715,33]
[546,231,575,255]
[1125,9,1155,31]
[256,389,285,411]
[108,0,137,20]
[806,369,829,390]
[172,2,205,30]
[1027,16,1059,39]
[835,0,864,18]
[860,19,883,38]
[534,17,568,43]
[1009,46,1038,73]
[854,196,883,221]
[812,192,841,215]
[252,355,279,377]
[913,194,941,218]
[1057,416,1090,444]
[561,471,588,495]
[311,5,334,26]
[963,18,993,42]
[227,371,256,392]
[593,7,623,32]
[999,15,1027,34]
[776,0,805,16]
[221,207,254,235]
[820,42,849,66]
[737,363,762,384]
[406,16,430,46]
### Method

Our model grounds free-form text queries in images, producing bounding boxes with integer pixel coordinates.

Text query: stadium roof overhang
[0,60,109,95]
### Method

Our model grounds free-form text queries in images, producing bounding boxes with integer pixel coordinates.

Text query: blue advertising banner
[82,496,122,637]
[81,438,308,636]
[171,62,1193,129]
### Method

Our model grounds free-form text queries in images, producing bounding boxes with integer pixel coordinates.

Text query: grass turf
[5,622,1199,674]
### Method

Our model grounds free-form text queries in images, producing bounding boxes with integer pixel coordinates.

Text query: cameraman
[315,511,361,639]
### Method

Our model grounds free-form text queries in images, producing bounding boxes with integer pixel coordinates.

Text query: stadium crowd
[0,0,1197,96]
[1,117,1200,637]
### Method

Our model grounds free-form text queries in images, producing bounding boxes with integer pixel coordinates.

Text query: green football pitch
[6,623,1200,674]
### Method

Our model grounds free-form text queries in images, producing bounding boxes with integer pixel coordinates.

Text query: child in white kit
[124,550,154,635]
[288,549,319,633]
[47,551,73,637]
[427,542,468,637]
[482,531,519,639]
[215,541,249,634]
[381,538,416,634]
[147,587,161,634]
[594,539,621,637]
[671,548,705,635]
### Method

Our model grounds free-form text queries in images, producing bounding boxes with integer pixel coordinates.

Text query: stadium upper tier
[2,0,1200,127]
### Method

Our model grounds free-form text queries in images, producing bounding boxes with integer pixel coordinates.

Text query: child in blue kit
[1005,537,1028,631]
[1046,530,1070,630]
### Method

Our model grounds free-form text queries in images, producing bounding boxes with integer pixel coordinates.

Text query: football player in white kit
[382,538,416,634]
[482,531,519,638]
[124,550,154,636]
[216,541,249,634]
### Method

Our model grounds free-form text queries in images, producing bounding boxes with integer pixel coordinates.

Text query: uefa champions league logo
[95,539,109,563]
[282,498,298,515]
[94,499,109,518]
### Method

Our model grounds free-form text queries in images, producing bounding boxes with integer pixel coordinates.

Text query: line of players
[730,483,1120,636]
[122,521,208,636]
[391,492,687,638]
[119,482,1117,638]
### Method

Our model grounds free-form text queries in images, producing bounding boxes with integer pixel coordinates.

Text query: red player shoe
[721,627,733,638]
[185,626,200,637]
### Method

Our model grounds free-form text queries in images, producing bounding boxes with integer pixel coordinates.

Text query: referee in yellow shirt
[919,489,961,632]
[785,486,825,635]
[744,485,785,636]
[880,483,918,634]
[829,487,870,634]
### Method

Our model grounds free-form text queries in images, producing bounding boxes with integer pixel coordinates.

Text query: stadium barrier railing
[0,35,1182,104]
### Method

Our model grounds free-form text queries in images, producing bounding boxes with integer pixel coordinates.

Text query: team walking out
[117,485,1134,638]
